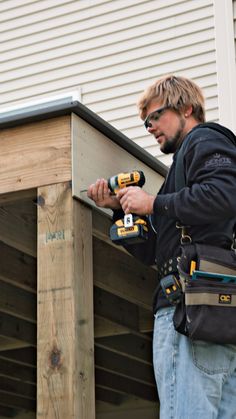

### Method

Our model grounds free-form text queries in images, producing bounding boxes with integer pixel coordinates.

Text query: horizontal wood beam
[93,237,156,310]
[95,369,157,402]
[0,202,36,257]
[0,299,142,353]
[0,391,36,411]
[0,357,36,383]
[0,116,71,194]
[0,241,36,292]
[0,312,36,346]
[0,376,36,400]
[95,346,155,385]
[94,287,139,332]
[0,344,154,390]
[0,189,36,206]
[0,297,151,352]
[95,333,152,364]
[0,279,36,322]
[139,307,154,333]
[0,337,30,351]
[94,317,130,338]
[0,347,36,366]
[92,209,113,245]
[95,386,125,406]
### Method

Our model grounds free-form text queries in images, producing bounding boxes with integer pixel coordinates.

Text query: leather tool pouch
[173,243,236,343]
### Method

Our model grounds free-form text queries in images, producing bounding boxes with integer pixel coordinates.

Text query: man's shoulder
[182,122,236,156]
[188,122,236,144]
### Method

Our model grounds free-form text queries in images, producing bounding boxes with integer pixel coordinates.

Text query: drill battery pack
[110,216,148,245]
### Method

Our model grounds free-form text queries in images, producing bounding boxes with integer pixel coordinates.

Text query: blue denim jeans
[153,306,236,419]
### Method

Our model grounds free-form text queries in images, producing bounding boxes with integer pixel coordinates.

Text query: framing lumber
[71,114,164,209]
[93,237,156,310]
[95,334,152,364]
[95,346,155,385]
[94,287,139,332]
[0,116,71,194]
[0,312,35,345]
[0,376,35,400]
[0,107,165,417]
[0,241,36,292]
[0,200,36,257]
[95,369,157,402]
[37,182,95,419]
[95,387,125,406]
[0,392,36,411]
[94,317,130,338]
[0,337,31,351]
[0,357,35,383]
[0,279,36,322]
[0,188,36,205]
[0,347,36,366]
[0,312,148,353]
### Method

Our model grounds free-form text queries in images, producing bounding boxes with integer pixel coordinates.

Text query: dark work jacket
[113,123,236,313]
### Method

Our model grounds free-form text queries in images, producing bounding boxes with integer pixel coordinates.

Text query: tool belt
[157,258,182,305]
[157,257,178,281]
[172,242,236,344]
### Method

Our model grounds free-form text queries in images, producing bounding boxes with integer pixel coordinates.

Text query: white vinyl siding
[234,0,236,55]
[0,0,218,165]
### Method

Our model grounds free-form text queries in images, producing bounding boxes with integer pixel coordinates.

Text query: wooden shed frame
[0,101,167,419]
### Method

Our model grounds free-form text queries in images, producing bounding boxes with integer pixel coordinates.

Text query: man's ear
[184,105,193,118]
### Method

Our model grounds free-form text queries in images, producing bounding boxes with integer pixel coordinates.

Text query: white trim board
[213,0,236,132]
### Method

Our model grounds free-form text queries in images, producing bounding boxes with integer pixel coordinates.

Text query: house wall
[213,0,236,133]
[234,0,236,62]
[0,0,223,166]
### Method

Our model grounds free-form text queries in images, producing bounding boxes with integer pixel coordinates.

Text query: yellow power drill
[108,171,149,245]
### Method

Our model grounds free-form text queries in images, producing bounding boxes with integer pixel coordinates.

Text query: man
[88,75,236,418]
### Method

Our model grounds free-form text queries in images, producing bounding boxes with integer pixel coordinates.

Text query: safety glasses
[144,106,170,130]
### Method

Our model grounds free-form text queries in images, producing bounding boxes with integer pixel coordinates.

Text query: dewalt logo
[218,294,232,304]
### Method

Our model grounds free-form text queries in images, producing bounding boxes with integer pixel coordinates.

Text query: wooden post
[37,182,95,418]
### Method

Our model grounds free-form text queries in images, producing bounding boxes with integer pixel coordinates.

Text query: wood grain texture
[37,182,95,419]
[71,114,164,211]
[93,237,156,310]
[0,116,71,194]
[0,199,36,257]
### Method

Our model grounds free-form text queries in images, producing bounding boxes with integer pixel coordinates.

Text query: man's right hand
[87,178,121,210]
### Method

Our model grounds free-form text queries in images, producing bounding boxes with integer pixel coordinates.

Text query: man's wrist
[147,195,155,214]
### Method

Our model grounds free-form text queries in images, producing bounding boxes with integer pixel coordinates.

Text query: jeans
[153,306,236,419]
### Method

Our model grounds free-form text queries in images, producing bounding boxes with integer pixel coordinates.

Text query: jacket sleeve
[112,210,157,265]
[154,132,236,225]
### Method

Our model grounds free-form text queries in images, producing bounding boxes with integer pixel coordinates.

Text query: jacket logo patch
[219,294,232,304]
[205,154,232,168]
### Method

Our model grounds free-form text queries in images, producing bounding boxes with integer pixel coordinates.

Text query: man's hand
[117,186,155,215]
[87,178,121,210]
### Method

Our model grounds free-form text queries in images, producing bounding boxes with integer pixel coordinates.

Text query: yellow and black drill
[108,171,149,245]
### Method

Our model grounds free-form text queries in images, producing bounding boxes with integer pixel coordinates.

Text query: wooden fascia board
[0,115,71,194]
[72,113,165,211]
[0,100,167,176]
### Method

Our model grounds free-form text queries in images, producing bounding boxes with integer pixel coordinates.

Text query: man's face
[144,101,187,154]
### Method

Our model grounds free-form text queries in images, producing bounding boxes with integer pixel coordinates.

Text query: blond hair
[137,75,205,122]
